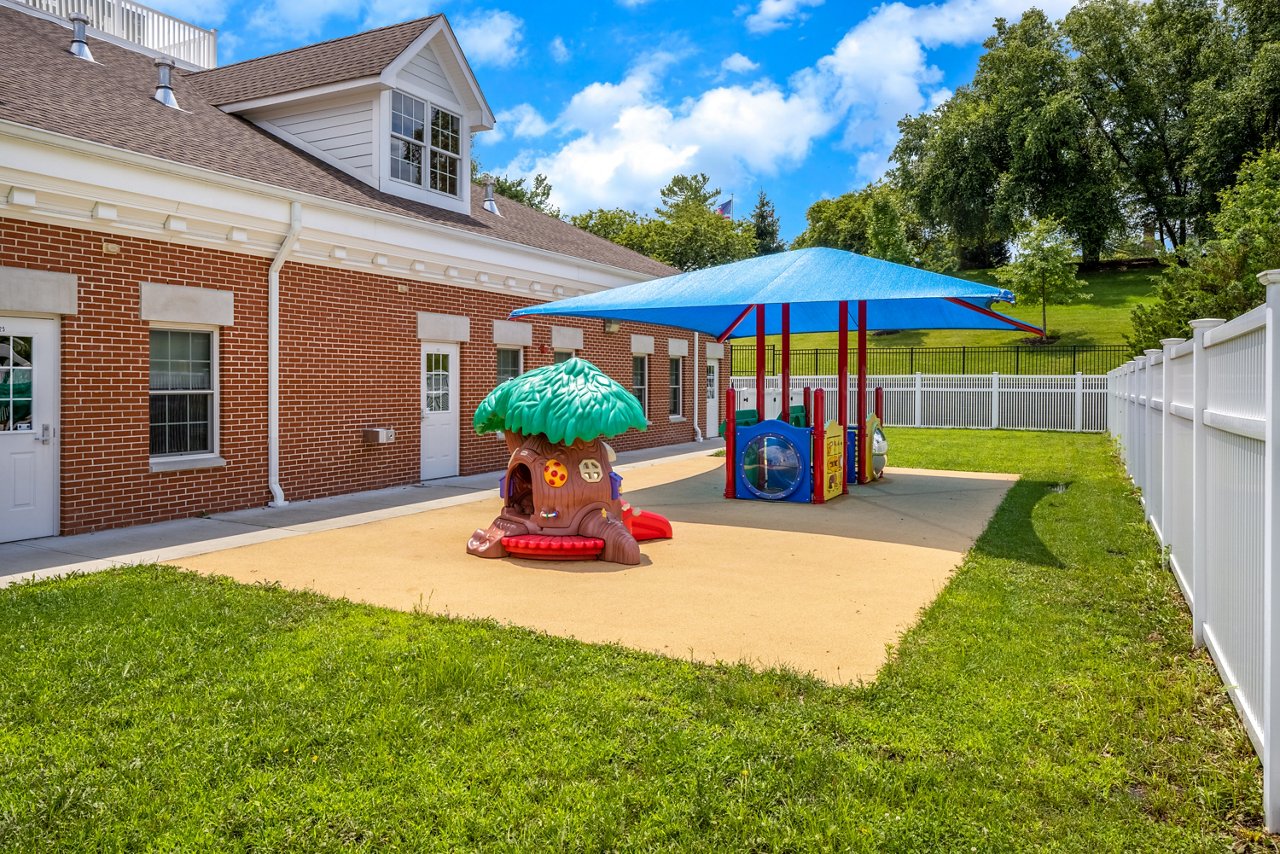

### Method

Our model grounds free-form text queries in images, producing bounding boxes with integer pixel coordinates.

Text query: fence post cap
[1256,269,1280,286]
[1143,348,1161,356]
[1160,337,1185,347]
[1189,318,1225,329]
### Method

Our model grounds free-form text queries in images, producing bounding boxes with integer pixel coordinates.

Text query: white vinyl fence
[1108,270,1280,829]
[730,373,1107,432]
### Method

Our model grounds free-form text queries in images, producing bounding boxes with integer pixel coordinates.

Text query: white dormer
[207,16,494,216]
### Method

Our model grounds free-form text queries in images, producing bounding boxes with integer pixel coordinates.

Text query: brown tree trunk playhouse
[466,358,672,566]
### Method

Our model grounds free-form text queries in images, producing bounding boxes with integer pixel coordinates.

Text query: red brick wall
[1,217,719,534]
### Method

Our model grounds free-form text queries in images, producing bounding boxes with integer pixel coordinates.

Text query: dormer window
[390,90,461,198]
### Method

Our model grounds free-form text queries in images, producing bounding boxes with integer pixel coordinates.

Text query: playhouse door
[0,317,59,543]
[420,342,459,480]
[705,360,720,438]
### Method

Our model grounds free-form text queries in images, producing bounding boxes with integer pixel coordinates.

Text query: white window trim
[669,356,684,420]
[148,323,224,472]
[553,349,576,363]
[497,346,523,383]
[632,354,649,422]
[388,89,463,200]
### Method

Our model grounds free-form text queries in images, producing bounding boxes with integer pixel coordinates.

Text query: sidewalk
[0,439,723,587]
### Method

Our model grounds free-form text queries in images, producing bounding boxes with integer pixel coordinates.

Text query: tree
[569,208,643,243]
[655,173,720,217]
[492,173,561,219]
[791,183,953,270]
[749,190,786,256]
[993,218,1091,335]
[1129,147,1280,350]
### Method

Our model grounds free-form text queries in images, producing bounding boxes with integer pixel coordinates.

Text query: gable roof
[0,7,675,279]
[189,16,439,106]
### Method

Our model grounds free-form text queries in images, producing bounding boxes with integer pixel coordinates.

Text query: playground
[174,452,1013,683]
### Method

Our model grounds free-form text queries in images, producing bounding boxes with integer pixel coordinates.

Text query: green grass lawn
[0,430,1268,850]
[735,266,1162,351]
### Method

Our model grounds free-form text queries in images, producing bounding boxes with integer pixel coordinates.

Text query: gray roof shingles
[0,7,675,279]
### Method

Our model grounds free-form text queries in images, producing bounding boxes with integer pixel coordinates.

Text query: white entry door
[705,359,720,438]
[0,317,59,542]
[420,342,460,480]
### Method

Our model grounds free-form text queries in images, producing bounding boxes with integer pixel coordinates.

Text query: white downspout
[693,332,703,441]
[268,201,303,506]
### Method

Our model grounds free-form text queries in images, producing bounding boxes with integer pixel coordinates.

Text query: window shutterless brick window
[553,349,575,364]
[669,357,683,417]
[149,328,215,456]
[497,347,522,383]
[390,91,461,197]
[632,355,648,416]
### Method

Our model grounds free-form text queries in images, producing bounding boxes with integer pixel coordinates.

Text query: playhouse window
[149,328,216,457]
[497,347,522,383]
[669,357,683,417]
[632,355,648,415]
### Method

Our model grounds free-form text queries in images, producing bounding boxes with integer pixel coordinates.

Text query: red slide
[621,503,673,541]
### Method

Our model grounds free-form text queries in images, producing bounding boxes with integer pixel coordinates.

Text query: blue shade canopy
[511,247,1042,337]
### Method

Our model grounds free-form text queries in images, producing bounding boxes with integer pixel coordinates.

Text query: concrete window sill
[668,416,687,423]
[150,454,227,473]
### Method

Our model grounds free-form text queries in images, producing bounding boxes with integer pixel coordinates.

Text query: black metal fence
[729,344,1131,377]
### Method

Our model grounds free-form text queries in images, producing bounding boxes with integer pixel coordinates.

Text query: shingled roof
[0,7,676,279]
[189,16,439,106]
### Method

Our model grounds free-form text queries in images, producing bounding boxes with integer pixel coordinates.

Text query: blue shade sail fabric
[510,247,1040,337]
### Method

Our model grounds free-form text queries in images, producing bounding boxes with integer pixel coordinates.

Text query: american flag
[714,198,733,219]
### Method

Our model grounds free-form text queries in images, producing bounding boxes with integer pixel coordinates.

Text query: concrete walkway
[0,440,723,586]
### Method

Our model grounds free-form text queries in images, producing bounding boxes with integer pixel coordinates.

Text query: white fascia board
[382,20,494,130]
[0,120,655,291]
[216,77,384,114]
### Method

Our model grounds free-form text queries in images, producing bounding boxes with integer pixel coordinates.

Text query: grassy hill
[734,265,1162,351]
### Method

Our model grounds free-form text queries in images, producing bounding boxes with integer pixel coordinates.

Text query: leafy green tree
[569,208,643,243]
[655,173,720,217]
[492,173,561,219]
[1130,147,1280,350]
[993,218,1090,335]
[792,183,953,270]
[750,190,786,256]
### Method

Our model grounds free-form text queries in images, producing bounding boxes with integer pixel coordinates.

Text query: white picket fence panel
[1108,270,1280,829]
[729,373,1107,432]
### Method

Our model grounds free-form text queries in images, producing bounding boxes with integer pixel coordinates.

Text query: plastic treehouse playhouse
[510,248,1042,505]
[466,357,672,565]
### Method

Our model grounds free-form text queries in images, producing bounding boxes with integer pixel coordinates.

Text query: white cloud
[488,104,553,143]
[617,0,652,6]
[500,56,833,215]
[245,0,355,40]
[720,52,760,74]
[744,0,823,34]
[549,35,570,63]
[360,0,432,29]
[453,9,524,68]
[144,0,231,26]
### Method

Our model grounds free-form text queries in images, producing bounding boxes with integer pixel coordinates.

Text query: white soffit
[140,281,234,326]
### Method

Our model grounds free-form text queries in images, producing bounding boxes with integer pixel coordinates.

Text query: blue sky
[164,0,1075,240]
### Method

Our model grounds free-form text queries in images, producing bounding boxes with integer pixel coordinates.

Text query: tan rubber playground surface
[176,456,1015,684]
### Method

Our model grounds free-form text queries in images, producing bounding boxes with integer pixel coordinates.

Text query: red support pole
[856,300,869,486]
[812,389,826,505]
[875,386,884,422]
[837,300,849,429]
[803,386,812,428]
[781,303,791,424]
[755,303,767,420]
[724,387,737,499]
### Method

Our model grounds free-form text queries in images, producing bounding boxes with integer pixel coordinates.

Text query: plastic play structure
[466,358,672,565]
[510,248,1042,505]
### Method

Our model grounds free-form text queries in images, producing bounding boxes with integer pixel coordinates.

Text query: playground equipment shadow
[168,453,1015,683]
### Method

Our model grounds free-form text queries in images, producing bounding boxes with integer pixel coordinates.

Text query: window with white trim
[553,349,575,364]
[390,90,461,197]
[497,347,522,384]
[669,357,683,417]
[150,328,215,457]
[632,355,648,416]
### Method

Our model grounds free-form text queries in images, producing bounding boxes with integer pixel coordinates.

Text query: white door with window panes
[0,317,58,542]
[420,342,459,480]
[705,360,720,438]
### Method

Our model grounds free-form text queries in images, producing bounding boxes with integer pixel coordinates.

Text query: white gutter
[267,201,302,506]
[693,332,703,442]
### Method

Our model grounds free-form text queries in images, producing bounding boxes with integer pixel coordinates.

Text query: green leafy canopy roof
[473,357,648,444]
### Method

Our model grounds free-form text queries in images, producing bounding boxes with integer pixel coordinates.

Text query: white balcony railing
[17,0,217,68]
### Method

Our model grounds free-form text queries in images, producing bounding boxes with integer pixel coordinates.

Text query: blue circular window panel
[740,432,804,500]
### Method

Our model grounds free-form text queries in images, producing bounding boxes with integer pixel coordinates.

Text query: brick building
[0,3,729,541]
